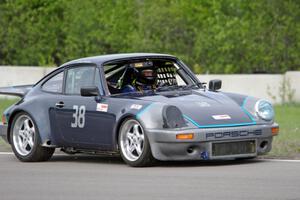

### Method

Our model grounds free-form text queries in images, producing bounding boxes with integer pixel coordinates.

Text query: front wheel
[10,112,55,162]
[118,118,155,167]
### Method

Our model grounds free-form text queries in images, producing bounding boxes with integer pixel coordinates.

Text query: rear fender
[7,98,53,147]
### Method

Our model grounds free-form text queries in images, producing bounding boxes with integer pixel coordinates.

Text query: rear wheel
[118,118,155,167]
[10,112,55,162]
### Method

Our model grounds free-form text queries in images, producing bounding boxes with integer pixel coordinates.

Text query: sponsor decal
[206,129,262,139]
[212,114,231,120]
[96,103,108,112]
[130,104,143,110]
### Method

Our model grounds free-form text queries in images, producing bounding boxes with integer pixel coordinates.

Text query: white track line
[0,152,13,155]
[261,159,300,163]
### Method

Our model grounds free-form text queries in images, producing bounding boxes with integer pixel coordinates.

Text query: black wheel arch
[7,109,23,144]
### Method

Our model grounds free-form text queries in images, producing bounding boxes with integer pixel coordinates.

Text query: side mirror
[81,86,100,97]
[208,79,222,91]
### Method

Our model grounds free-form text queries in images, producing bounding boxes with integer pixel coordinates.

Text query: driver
[133,68,157,92]
[121,64,158,93]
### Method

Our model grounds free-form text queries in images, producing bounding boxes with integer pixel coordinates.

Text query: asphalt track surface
[0,153,299,200]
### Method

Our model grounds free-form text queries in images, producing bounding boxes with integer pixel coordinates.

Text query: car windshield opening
[103,59,198,95]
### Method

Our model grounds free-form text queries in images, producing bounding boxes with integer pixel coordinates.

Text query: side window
[42,72,63,93]
[65,66,97,95]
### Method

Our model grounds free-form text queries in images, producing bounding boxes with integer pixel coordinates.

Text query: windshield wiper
[179,82,204,90]
[156,82,204,92]
[156,85,183,92]
[181,84,198,90]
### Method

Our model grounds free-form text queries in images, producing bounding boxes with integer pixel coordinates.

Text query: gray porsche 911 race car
[0,53,279,167]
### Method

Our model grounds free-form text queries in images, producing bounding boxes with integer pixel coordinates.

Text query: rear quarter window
[42,72,63,93]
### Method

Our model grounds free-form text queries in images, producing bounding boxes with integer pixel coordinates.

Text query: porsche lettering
[206,129,262,139]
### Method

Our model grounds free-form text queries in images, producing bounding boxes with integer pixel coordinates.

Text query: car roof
[61,53,177,68]
[35,53,179,86]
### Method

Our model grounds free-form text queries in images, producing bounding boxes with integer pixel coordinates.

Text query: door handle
[55,102,65,108]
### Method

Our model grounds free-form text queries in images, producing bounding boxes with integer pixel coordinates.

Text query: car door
[52,64,115,149]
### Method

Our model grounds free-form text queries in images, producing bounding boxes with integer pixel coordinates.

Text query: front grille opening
[212,140,256,157]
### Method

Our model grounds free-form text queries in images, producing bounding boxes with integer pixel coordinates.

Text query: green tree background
[1,0,300,73]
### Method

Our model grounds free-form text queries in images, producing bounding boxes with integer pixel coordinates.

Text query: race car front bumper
[0,123,8,143]
[146,123,279,161]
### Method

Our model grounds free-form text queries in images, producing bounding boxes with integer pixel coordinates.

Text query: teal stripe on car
[183,96,257,128]
[241,96,256,122]
[136,103,154,119]
[183,114,256,128]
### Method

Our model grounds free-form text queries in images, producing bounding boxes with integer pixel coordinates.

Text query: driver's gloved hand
[121,85,137,93]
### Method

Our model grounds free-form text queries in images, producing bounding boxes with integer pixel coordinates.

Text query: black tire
[235,156,256,161]
[118,118,155,167]
[10,112,55,162]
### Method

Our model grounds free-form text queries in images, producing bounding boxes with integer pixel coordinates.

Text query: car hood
[131,90,255,127]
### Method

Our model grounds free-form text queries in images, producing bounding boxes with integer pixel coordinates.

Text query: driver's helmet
[130,61,157,86]
[136,68,157,85]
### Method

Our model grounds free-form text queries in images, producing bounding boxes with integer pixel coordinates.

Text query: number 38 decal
[71,105,86,128]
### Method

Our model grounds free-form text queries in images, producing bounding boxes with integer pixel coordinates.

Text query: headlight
[162,105,186,128]
[255,100,274,121]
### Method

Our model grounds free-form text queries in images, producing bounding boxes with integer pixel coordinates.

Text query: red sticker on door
[96,103,108,112]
